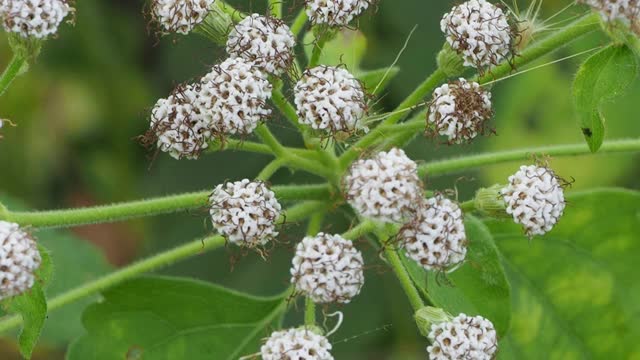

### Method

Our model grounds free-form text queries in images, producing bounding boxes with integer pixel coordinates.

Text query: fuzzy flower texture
[581,0,640,28]
[0,221,42,301]
[305,0,372,26]
[152,0,215,35]
[0,0,71,39]
[441,0,512,69]
[428,314,498,360]
[261,328,334,360]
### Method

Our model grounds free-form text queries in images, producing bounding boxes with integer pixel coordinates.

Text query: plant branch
[419,138,640,177]
[0,54,25,97]
[304,297,316,326]
[381,236,424,312]
[269,0,282,18]
[290,10,308,37]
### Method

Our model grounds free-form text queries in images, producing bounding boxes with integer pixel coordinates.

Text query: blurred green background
[0,0,638,358]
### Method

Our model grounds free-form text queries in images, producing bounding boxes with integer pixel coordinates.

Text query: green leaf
[485,189,640,359]
[3,245,52,359]
[357,67,400,96]
[402,215,512,336]
[303,29,367,71]
[66,276,287,360]
[573,44,638,152]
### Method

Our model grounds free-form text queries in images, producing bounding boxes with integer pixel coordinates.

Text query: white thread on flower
[427,313,498,360]
[226,14,295,75]
[209,179,281,247]
[501,165,566,237]
[291,233,364,304]
[147,83,211,160]
[400,195,467,271]
[305,0,372,26]
[199,57,272,136]
[427,78,493,144]
[441,0,512,69]
[344,148,422,223]
[580,0,640,25]
[152,0,214,35]
[294,66,367,134]
[261,328,334,360]
[1,0,71,39]
[0,221,42,301]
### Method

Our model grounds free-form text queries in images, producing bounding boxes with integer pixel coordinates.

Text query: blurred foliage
[0,0,638,359]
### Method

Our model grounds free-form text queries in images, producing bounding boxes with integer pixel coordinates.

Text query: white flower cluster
[291,233,364,304]
[344,148,422,223]
[441,0,512,69]
[295,66,367,134]
[147,57,272,159]
[401,195,467,271]
[226,14,295,75]
[501,165,566,237]
[200,57,272,136]
[209,179,281,247]
[0,0,71,39]
[261,328,334,360]
[580,0,640,25]
[428,78,493,144]
[149,84,211,160]
[0,221,42,301]
[305,0,372,27]
[152,0,214,35]
[428,314,498,360]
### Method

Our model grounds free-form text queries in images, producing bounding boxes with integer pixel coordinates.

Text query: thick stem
[256,159,286,181]
[304,297,316,326]
[1,184,332,229]
[384,244,424,312]
[419,138,640,177]
[290,10,308,37]
[0,54,25,97]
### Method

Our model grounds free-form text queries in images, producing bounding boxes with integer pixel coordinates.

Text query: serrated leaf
[402,215,512,336]
[573,44,638,152]
[485,189,640,359]
[303,28,367,71]
[66,276,287,360]
[357,67,400,95]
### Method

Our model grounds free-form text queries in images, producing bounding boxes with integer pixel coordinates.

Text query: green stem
[255,124,287,157]
[419,138,640,177]
[460,200,475,213]
[1,184,332,229]
[271,88,303,132]
[306,211,326,236]
[290,10,308,37]
[217,1,244,22]
[256,159,286,181]
[384,242,424,312]
[309,31,329,68]
[304,297,316,326]
[269,0,282,18]
[0,54,25,97]
[342,220,377,240]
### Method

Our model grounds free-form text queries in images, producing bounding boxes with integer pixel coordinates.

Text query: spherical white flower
[427,78,493,144]
[294,66,367,134]
[226,14,295,75]
[1,0,71,39]
[501,165,566,237]
[291,233,364,304]
[400,195,467,271]
[427,313,498,360]
[305,0,372,26]
[147,84,211,160]
[580,0,640,24]
[261,328,334,360]
[209,179,281,247]
[441,0,512,69]
[0,221,42,301]
[152,0,214,35]
[198,57,272,136]
[344,148,423,223]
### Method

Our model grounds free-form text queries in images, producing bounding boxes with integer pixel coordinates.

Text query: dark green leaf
[485,189,640,359]
[357,67,400,96]
[66,276,287,360]
[573,44,638,152]
[403,215,512,336]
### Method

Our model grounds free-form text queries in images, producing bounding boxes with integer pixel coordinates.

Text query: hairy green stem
[0,54,25,97]
[419,138,640,177]
[290,10,308,37]
[269,0,282,18]
[256,159,286,181]
[384,243,424,312]
[304,297,316,326]
[1,184,332,229]
[342,220,377,241]
[309,33,328,68]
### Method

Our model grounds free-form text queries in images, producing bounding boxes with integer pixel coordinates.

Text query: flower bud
[414,306,452,337]
[474,184,509,218]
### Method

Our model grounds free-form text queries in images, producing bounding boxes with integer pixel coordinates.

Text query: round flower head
[226,14,295,75]
[152,0,214,35]
[501,165,566,237]
[305,0,372,26]
[427,314,498,360]
[441,0,513,69]
[294,66,367,134]
[209,179,281,247]
[427,78,493,144]
[198,57,272,136]
[290,233,364,304]
[261,328,334,360]
[344,148,422,223]
[580,0,640,27]
[146,83,211,160]
[400,195,467,271]
[0,221,42,301]
[1,0,71,39]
